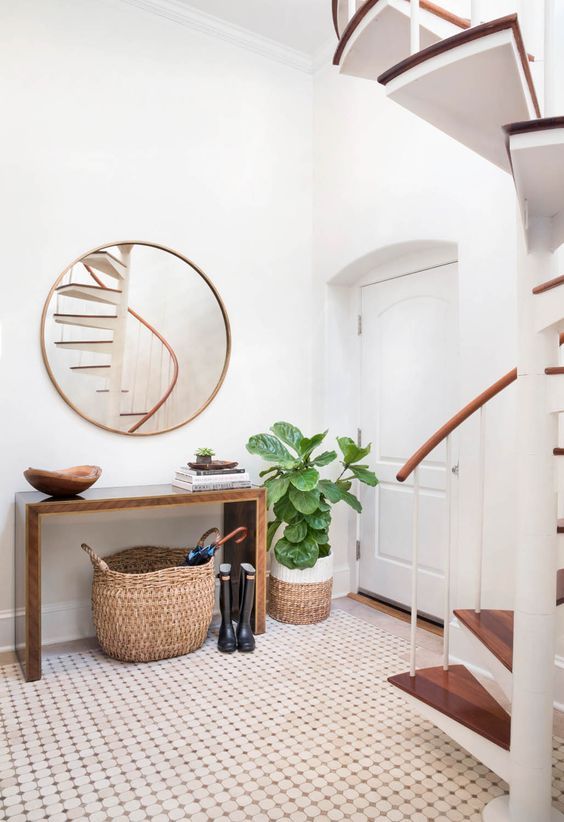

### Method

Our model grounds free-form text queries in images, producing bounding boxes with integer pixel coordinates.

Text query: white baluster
[348,0,356,24]
[145,333,154,415]
[443,436,453,671]
[410,0,420,54]
[131,321,141,414]
[544,0,555,116]
[410,466,420,677]
[475,405,486,613]
[470,0,482,26]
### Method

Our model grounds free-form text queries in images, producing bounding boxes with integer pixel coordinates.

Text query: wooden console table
[15,484,267,682]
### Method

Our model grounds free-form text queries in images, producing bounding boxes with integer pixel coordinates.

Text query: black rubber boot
[236,563,256,653]
[218,563,236,653]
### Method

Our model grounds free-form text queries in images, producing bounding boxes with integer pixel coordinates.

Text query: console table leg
[224,499,266,634]
[23,509,41,682]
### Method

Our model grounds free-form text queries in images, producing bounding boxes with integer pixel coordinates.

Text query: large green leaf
[270,422,303,452]
[298,431,328,459]
[349,465,379,486]
[337,436,371,465]
[311,450,337,467]
[246,433,294,464]
[317,497,331,512]
[289,468,319,492]
[318,479,362,513]
[289,486,320,515]
[274,535,319,570]
[317,543,331,559]
[305,511,331,530]
[265,476,290,506]
[310,529,329,544]
[284,520,308,543]
[340,488,362,513]
[273,494,300,524]
[259,466,279,478]
[267,519,281,550]
[317,479,343,504]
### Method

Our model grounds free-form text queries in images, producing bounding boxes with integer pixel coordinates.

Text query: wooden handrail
[396,367,517,482]
[83,264,180,434]
[332,0,340,37]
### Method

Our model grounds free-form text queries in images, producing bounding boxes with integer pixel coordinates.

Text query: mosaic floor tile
[2,611,564,820]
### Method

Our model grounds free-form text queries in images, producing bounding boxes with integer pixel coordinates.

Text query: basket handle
[81,543,110,572]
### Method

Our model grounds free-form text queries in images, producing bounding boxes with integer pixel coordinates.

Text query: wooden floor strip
[348,593,443,637]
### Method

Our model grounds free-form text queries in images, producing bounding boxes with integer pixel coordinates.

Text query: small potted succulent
[246,422,378,624]
[194,447,215,465]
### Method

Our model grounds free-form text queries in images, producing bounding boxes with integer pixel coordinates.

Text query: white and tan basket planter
[268,554,333,625]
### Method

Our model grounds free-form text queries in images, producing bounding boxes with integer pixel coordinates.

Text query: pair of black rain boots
[217,563,256,653]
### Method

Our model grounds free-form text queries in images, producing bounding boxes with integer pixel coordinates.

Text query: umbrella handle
[215,526,248,547]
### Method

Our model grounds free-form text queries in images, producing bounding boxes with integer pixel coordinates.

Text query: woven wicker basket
[268,555,333,625]
[81,543,215,662]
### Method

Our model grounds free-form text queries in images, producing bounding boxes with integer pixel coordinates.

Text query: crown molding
[117,0,314,73]
[312,39,335,73]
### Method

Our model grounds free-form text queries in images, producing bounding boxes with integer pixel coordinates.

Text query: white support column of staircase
[410,0,420,54]
[106,246,132,428]
[470,0,482,27]
[489,218,561,822]
[544,0,555,116]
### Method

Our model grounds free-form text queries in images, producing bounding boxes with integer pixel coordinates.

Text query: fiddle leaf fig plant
[246,423,378,570]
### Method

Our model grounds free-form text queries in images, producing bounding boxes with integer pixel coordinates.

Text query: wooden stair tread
[56,283,121,293]
[557,569,564,607]
[504,116,564,137]
[558,519,564,534]
[377,15,540,117]
[533,275,564,295]
[333,0,470,39]
[454,609,513,671]
[389,665,511,749]
[71,365,110,370]
[545,367,564,375]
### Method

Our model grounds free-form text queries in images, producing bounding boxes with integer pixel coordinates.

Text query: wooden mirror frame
[41,240,231,436]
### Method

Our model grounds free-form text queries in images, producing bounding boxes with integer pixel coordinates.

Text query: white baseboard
[1,599,95,653]
[1,567,351,654]
[332,565,351,599]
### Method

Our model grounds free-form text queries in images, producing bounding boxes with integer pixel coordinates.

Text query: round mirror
[41,242,230,436]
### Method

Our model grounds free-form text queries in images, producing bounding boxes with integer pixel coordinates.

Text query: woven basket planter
[268,554,333,625]
[82,543,215,663]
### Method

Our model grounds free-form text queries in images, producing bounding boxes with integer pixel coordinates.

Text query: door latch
[451,463,460,476]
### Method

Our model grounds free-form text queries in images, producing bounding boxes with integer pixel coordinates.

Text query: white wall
[312,60,521,652]
[0,0,314,649]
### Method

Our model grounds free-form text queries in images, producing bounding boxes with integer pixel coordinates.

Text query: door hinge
[357,428,362,447]
[356,539,361,561]
[357,314,362,335]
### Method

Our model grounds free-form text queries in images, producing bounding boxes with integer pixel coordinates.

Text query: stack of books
[172,465,251,493]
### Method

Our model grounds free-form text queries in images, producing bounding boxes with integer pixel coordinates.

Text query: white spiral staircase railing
[332,1,564,819]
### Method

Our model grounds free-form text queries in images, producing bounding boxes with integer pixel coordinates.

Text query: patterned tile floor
[2,606,564,821]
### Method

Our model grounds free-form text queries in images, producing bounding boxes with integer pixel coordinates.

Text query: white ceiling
[180,0,335,56]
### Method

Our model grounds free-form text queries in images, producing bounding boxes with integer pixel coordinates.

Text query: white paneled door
[359,264,459,620]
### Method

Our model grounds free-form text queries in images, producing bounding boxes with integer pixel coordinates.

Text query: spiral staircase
[332,1,564,819]
[53,246,179,434]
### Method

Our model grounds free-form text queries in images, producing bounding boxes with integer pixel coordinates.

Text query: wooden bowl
[24,465,102,497]
[187,460,238,471]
